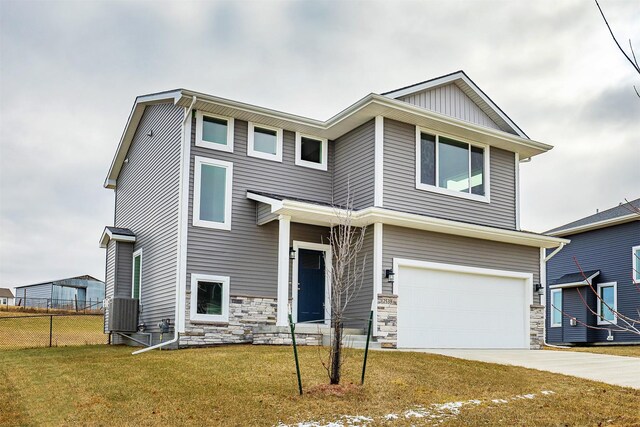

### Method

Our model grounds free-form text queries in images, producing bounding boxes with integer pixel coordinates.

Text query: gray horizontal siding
[546,221,640,344]
[105,240,116,333]
[14,283,52,300]
[383,118,516,229]
[115,242,133,299]
[115,102,183,332]
[333,119,375,208]
[382,225,540,296]
[186,116,334,298]
[398,83,502,131]
[343,227,374,328]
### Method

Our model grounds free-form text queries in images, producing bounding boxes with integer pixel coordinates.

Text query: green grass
[1,345,638,426]
[0,314,105,349]
[545,345,640,358]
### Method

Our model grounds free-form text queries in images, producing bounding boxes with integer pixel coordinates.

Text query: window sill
[193,219,231,231]
[247,150,282,163]
[550,324,562,328]
[294,159,328,171]
[415,182,490,203]
[596,318,617,326]
[195,140,234,153]
[189,319,230,326]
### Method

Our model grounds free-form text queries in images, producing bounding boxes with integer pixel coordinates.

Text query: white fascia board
[547,214,639,237]
[103,90,183,188]
[247,194,569,249]
[99,228,136,248]
[548,271,600,289]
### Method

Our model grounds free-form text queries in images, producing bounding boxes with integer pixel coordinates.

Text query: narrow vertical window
[550,289,562,327]
[193,156,233,230]
[633,246,640,282]
[132,249,142,300]
[597,282,617,325]
[420,133,436,186]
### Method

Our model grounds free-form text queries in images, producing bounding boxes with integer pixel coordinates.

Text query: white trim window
[295,133,328,171]
[248,122,283,162]
[193,156,233,230]
[190,274,230,322]
[195,111,234,152]
[132,249,142,300]
[597,282,617,325]
[633,245,640,283]
[550,288,562,327]
[415,127,490,203]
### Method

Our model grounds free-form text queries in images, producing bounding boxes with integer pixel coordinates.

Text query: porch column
[276,215,291,326]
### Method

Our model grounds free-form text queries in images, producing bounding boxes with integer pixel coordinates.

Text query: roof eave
[547,214,639,237]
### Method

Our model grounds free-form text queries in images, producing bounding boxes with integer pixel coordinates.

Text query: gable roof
[0,288,14,298]
[381,70,528,138]
[104,73,554,188]
[546,198,640,236]
[99,226,136,248]
[549,270,600,288]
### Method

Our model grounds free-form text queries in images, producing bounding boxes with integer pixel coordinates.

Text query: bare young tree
[595,0,640,98]
[321,190,367,385]
[550,199,640,336]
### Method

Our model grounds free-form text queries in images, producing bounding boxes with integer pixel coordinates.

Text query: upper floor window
[193,156,233,230]
[597,282,617,325]
[196,111,234,152]
[550,289,562,327]
[248,122,283,162]
[132,249,142,300]
[633,245,640,283]
[416,129,490,203]
[295,133,328,171]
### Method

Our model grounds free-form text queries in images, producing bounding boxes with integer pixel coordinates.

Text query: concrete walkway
[410,349,640,389]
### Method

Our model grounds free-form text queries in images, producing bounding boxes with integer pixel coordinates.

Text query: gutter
[133,95,196,355]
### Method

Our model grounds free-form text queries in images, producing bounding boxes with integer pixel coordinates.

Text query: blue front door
[297,249,326,323]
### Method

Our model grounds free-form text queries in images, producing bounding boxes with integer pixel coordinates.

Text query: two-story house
[545,200,640,345]
[100,71,567,350]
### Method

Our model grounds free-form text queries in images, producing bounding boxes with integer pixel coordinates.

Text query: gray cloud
[1,0,639,288]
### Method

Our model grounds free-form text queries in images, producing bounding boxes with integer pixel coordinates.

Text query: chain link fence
[8,297,104,313]
[0,313,108,350]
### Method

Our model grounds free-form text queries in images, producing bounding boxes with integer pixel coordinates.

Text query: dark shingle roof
[546,198,640,235]
[105,226,135,237]
[549,270,600,286]
[0,288,14,298]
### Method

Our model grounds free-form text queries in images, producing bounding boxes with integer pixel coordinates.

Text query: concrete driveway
[410,349,640,389]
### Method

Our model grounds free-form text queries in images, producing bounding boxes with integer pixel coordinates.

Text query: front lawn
[1,345,638,426]
[545,345,640,358]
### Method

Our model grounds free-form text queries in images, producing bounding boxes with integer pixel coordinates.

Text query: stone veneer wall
[180,294,277,347]
[253,328,323,346]
[376,294,398,348]
[530,304,545,350]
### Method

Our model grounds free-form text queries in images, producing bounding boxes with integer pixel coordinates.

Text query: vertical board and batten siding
[186,117,334,298]
[114,102,183,332]
[546,221,640,344]
[14,284,53,300]
[382,225,540,296]
[104,240,116,333]
[333,119,375,209]
[397,83,502,131]
[383,118,517,229]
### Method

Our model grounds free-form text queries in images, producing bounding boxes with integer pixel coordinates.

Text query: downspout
[541,242,569,349]
[133,95,196,355]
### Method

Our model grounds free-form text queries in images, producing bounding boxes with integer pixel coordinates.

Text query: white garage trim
[393,258,533,349]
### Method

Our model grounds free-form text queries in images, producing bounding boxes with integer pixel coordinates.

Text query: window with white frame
[597,282,617,325]
[190,274,230,322]
[633,245,640,283]
[295,133,328,171]
[193,156,233,230]
[416,129,489,202]
[550,289,562,327]
[132,249,142,300]
[195,111,234,152]
[247,122,283,162]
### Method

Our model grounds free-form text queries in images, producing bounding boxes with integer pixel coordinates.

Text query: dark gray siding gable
[382,118,516,229]
[115,102,183,332]
[333,119,375,208]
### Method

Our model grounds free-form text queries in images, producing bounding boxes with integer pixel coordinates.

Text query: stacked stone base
[253,328,322,346]
[376,294,398,348]
[530,304,545,349]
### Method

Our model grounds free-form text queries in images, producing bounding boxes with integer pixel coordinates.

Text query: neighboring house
[100,70,567,350]
[14,275,105,310]
[0,288,14,306]
[545,199,640,345]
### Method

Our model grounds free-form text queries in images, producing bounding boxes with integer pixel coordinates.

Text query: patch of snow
[491,399,509,404]
[541,390,555,395]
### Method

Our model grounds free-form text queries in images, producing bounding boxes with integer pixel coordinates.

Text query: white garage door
[397,262,531,349]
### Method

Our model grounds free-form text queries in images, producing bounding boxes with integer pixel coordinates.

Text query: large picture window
[597,282,617,325]
[190,274,230,322]
[195,111,234,152]
[193,156,233,230]
[416,129,489,202]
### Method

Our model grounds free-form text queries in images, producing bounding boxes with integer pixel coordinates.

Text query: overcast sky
[1,0,638,288]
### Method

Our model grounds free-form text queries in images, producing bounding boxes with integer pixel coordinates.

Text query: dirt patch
[305,383,362,397]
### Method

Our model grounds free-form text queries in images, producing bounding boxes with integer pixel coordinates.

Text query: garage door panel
[397,265,528,349]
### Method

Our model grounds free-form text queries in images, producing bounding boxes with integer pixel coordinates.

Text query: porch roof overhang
[99,226,136,249]
[548,270,600,289]
[247,191,569,249]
